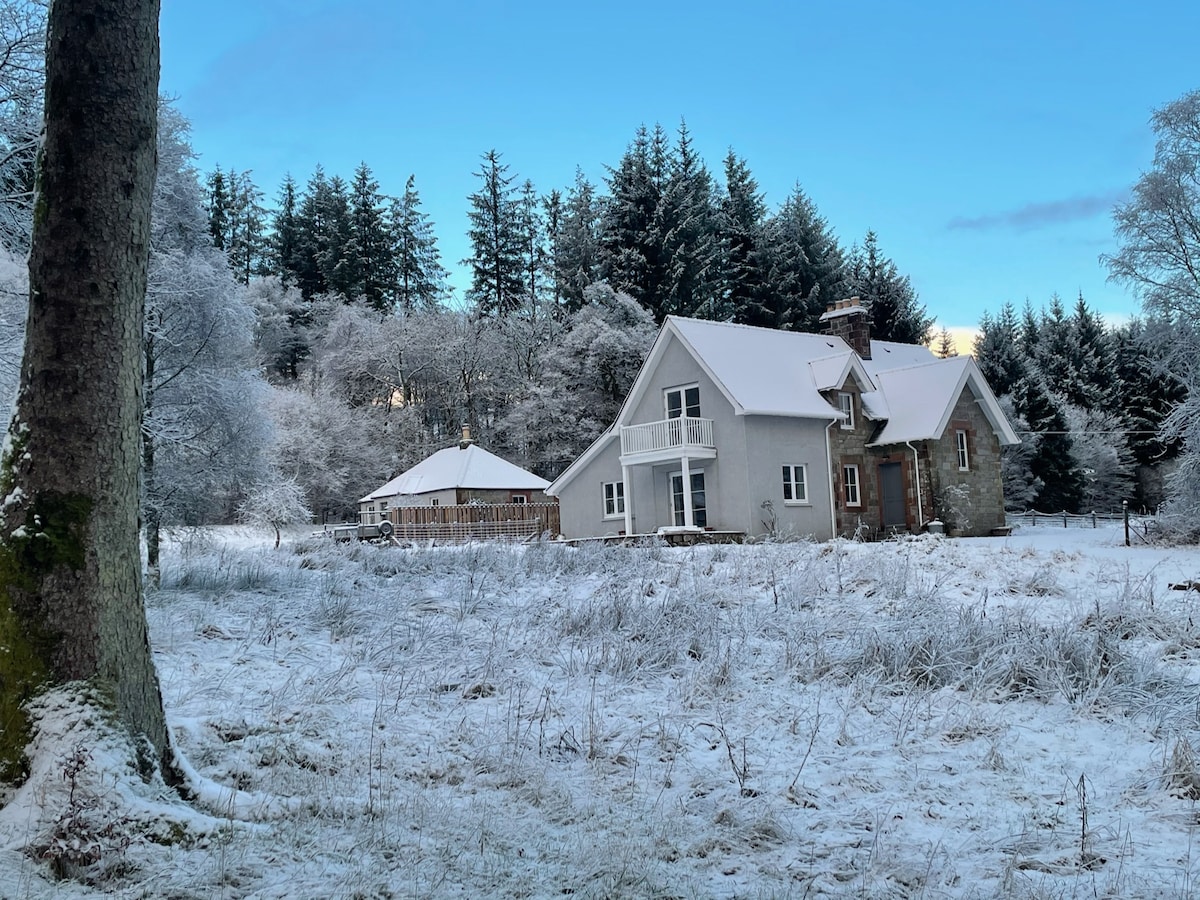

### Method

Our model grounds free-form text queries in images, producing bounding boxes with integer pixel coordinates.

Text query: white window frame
[838,391,854,430]
[512,494,528,504]
[602,481,625,519]
[665,384,701,420]
[782,464,808,504]
[842,464,861,507]
[956,429,970,471]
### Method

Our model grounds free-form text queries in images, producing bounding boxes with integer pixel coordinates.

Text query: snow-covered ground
[3,524,1200,898]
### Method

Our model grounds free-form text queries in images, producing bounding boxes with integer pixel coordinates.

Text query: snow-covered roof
[548,316,1019,495]
[360,444,549,503]
[867,355,1021,447]
[669,318,860,418]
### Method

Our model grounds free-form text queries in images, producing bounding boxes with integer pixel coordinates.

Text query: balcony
[619,416,716,464]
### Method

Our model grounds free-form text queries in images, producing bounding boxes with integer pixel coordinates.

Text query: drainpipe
[825,419,839,539]
[906,440,925,529]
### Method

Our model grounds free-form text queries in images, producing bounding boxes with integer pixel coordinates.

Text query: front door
[669,471,707,528]
[880,462,906,527]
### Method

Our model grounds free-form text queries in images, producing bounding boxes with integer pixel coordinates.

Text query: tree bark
[0,0,168,782]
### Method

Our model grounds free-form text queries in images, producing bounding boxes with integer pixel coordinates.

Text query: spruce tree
[348,162,392,310]
[757,185,846,331]
[719,150,767,325]
[554,168,601,316]
[464,149,524,316]
[390,174,448,312]
[656,121,722,320]
[973,303,1025,396]
[599,124,666,317]
[271,173,300,287]
[1013,374,1084,513]
[515,178,547,318]
[845,230,931,344]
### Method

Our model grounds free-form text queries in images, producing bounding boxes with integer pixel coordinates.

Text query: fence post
[1123,500,1130,547]
[1063,511,1068,528]
[1091,511,1097,529]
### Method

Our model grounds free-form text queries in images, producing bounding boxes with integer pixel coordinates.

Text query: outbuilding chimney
[459,423,474,450]
[818,297,872,359]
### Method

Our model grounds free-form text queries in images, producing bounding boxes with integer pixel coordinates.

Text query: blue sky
[159,0,1200,334]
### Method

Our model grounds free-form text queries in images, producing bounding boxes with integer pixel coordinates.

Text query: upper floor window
[665,385,700,419]
[837,392,854,429]
[956,429,970,470]
[782,465,808,503]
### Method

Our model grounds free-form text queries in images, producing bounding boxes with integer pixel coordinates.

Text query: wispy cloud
[947,189,1129,232]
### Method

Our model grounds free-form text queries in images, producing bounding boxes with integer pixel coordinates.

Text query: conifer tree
[464,149,524,316]
[934,327,958,358]
[390,174,448,312]
[270,173,300,287]
[225,169,268,285]
[599,125,667,317]
[554,169,601,315]
[757,184,846,331]
[347,162,392,309]
[1013,374,1084,513]
[845,230,931,343]
[719,150,767,325]
[657,121,722,319]
[515,178,547,318]
[973,303,1025,396]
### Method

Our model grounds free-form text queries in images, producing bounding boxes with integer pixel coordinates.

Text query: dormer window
[837,392,854,430]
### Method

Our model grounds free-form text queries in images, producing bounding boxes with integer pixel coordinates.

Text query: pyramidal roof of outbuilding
[360,444,549,503]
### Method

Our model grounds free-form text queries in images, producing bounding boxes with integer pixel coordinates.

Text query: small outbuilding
[359,430,551,525]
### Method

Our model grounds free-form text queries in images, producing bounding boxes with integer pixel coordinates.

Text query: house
[358,429,552,525]
[546,300,1020,540]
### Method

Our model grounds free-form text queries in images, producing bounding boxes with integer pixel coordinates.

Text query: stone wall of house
[924,390,1007,535]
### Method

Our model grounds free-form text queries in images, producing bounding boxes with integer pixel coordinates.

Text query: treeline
[206,121,932,339]
[974,295,1183,514]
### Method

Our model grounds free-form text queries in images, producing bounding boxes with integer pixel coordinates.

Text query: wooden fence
[387,502,560,544]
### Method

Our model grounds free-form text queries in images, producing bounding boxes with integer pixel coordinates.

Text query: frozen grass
[5,526,1200,897]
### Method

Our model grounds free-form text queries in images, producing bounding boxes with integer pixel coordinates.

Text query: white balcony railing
[620,417,715,456]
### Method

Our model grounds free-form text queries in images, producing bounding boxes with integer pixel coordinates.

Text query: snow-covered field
[3,524,1200,898]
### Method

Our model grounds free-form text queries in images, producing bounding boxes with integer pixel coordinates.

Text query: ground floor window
[782,464,808,503]
[842,464,861,507]
[670,470,707,528]
[512,494,528,504]
[603,481,625,518]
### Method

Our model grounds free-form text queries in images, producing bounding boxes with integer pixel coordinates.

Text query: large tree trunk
[0,0,168,783]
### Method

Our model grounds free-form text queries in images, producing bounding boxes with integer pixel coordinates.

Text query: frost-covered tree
[143,105,271,573]
[1104,89,1200,531]
[1013,374,1084,513]
[0,0,43,255]
[501,282,656,477]
[265,381,394,522]
[237,477,312,548]
[0,247,25,409]
[246,274,309,380]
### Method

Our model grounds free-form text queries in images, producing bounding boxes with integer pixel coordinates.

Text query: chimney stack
[818,297,872,359]
[459,423,473,450]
